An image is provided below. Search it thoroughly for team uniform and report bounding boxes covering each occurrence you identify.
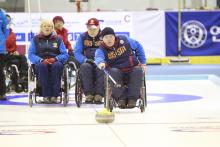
[28,33,68,98]
[95,34,146,106]
[74,31,104,102]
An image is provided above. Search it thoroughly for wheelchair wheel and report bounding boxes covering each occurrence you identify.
[140,73,147,112]
[6,81,12,93]
[29,91,33,107]
[140,99,145,112]
[63,65,70,107]
[75,72,83,107]
[5,64,19,93]
[108,98,114,112]
[143,75,147,108]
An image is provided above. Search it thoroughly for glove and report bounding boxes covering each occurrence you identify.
[86,59,95,65]
[47,58,56,64]
[42,59,50,64]
[98,62,106,69]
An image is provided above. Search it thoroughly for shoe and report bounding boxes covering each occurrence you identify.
[85,95,94,103]
[43,97,50,103]
[127,99,137,108]
[0,95,7,100]
[94,95,103,104]
[117,99,126,108]
[50,97,57,103]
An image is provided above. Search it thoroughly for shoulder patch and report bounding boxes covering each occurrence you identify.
[120,39,124,44]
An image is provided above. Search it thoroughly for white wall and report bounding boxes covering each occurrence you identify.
[88,0,149,11]
[24,0,218,12]
[24,0,78,12]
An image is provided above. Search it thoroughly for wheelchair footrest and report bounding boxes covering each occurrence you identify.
[36,100,61,104]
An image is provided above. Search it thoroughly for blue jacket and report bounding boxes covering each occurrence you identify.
[28,33,68,64]
[0,9,10,54]
[74,32,101,64]
[95,35,146,69]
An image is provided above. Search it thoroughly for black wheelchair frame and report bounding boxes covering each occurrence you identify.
[5,63,28,93]
[74,68,83,107]
[104,69,147,112]
[28,62,75,107]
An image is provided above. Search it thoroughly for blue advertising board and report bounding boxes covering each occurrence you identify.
[165,11,220,56]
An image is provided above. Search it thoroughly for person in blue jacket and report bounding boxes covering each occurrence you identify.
[74,18,104,104]
[0,8,9,100]
[28,19,68,103]
[95,27,147,108]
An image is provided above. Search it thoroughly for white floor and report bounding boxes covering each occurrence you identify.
[0,77,220,147]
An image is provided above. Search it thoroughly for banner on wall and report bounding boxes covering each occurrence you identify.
[165,11,220,56]
[132,12,165,58]
[8,12,132,46]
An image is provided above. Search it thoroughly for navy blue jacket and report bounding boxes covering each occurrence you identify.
[74,32,101,64]
[28,33,68,64]
[95,35,146,70]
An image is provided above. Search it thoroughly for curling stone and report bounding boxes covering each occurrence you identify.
[95,108,115,123]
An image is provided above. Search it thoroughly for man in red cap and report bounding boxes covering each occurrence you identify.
[74,17,104,104]
[53,16,73,54]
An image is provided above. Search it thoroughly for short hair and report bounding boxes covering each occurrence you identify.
[39,19,54,32]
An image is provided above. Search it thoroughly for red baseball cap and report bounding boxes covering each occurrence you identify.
[86,18,99,26]
[53,16,64,24]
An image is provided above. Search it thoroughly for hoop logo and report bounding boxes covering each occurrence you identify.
[181,20,207,48]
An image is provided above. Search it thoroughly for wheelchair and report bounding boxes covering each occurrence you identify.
[104,69,147,113]
[74,65,106,107]
[28,62,75,107]
[5,61,28,93]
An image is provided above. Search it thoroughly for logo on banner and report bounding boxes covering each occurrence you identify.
[210,26,220,42]
[68,32,74,41]
[181,20,207,48]
[15,33,25,41]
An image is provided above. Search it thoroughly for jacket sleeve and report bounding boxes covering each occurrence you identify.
[6,31,17,53]
[2,13,10,38]
[28,39,43,64]
[74,35,86,64]
[95,48,105,66]
[63,28,72,50]
[55,40,69,63]
[127,37,146,64]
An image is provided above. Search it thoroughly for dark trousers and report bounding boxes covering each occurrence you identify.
[36,61,63,97]
[109,66,143,101]
[218,0,220,8]
[80,63,104,96]
[0,54,6,96]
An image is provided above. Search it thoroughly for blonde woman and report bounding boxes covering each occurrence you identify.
[28,19,68,103]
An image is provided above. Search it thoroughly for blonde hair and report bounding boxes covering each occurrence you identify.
[39,19,54,33]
